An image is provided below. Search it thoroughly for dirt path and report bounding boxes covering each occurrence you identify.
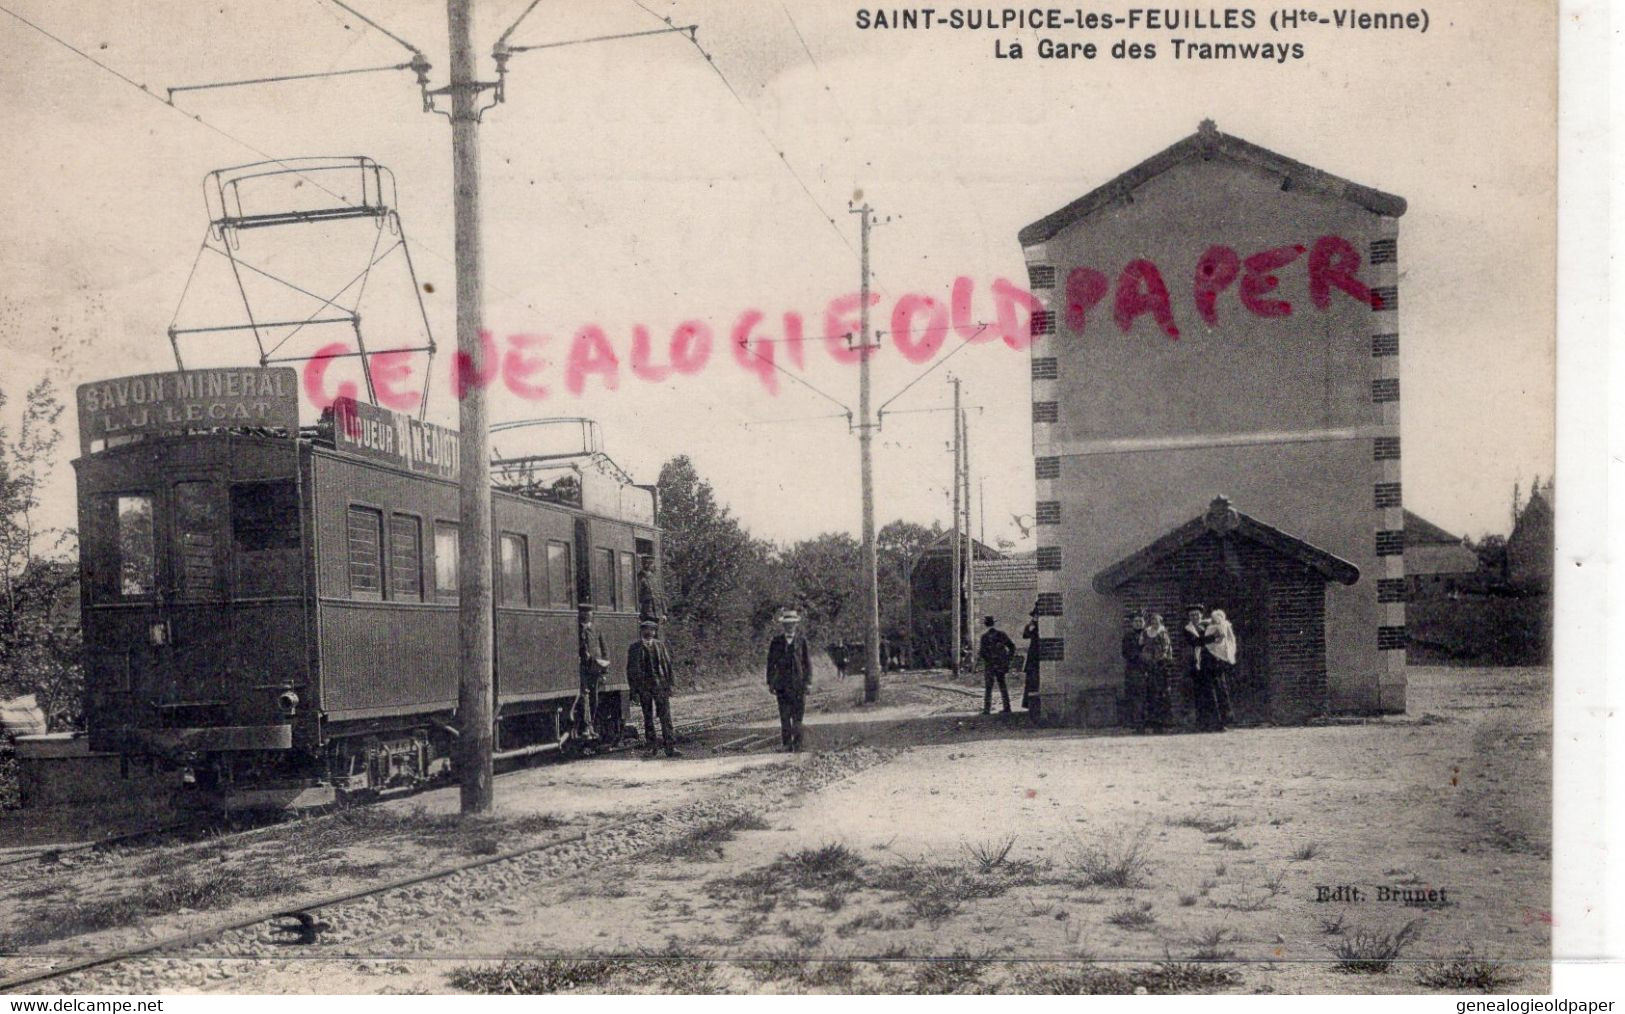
[2,666,1549,994]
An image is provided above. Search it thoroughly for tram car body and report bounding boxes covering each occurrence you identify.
[74,370,660,808]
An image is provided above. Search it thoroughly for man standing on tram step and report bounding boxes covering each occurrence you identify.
[576,604,611,746]
[978,616,1017,716]
[626,620,680,758]
[636,555,668,630]
[766,609,814,752]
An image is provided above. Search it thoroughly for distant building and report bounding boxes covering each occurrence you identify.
[971,553,1039,656]
[1019,121,1408,725]
[1404,510,1479,598]
[1507,484,1554,591]
[908,532,1000,667]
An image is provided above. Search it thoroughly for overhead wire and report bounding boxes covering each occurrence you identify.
[625,0,858,262]
[325,0,423,56]
[0,3,353,209]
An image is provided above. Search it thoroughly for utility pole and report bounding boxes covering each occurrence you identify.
[950,375,962,676]
[448,0,493,815]
[963,406,974,637]
[851,203,881,704]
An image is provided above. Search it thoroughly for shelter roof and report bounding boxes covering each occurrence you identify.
[1092,496,1361,593]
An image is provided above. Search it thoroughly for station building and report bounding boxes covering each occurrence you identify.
[1018,121,1408,726]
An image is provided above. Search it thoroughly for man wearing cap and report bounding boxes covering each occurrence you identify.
[977,616,1017,716]
[626,620,680,758]
[766,610,814,752]
[636,556,667,629]
[576,604,611,745]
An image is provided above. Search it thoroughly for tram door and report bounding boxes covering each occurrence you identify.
[99,477,232,709]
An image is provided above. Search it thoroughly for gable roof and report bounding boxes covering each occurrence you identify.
[973,557,1037,591]
[1092,496,1360,593]
[915,531,1002,564]
[1403,510,1464,547]
[1019,120,1407,247]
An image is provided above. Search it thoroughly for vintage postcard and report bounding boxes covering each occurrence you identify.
[0,0,1583,999]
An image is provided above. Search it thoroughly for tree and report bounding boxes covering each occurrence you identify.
[0,378,81,729]
[656,456,761,676]
[780,533,865,640]
[1469,533,1509,580]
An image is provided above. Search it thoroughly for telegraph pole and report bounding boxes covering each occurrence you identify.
[950,375,962,676]
[852,203,881,704]
[448,0,494,815]
[963,407,975,634]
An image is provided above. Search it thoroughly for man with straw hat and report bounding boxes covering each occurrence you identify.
[766,608,814,752]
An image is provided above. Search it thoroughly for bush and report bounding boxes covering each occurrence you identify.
[1407,595,1551,665]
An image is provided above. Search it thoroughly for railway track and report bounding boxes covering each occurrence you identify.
[0,738,891,993]
[0,689,797,874]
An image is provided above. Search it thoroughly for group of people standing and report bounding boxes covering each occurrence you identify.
[571,557,826,756]
[574,557,682,759]
[974,611,1044,721]
[1121,604,1237,733]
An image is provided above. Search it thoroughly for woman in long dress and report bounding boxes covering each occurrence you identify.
[1138,613,1174,732]
[1205,609,1237,729]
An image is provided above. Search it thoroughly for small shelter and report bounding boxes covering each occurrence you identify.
[1093,496,1359,724]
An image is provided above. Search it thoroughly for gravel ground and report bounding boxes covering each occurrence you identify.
[1,665,1549,994]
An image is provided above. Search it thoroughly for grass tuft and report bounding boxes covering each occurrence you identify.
[1106,903,1157,930]
[1169,815,1239,835]
[1414,948,1521,991]
[962,834,1017,872]
[448,958,616,994]
[1330,919,1424,974]
[1064,829,1154,889]
[906,951,990,994]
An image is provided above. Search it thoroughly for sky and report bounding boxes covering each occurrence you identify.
[0,0,1555,551]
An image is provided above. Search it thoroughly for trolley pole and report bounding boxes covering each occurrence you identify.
[449,0,494,815]
[853,203,882,704]
[950,376,962,676]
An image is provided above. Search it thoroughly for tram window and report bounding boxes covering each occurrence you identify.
[618,552,637,613]
[389,515,423,602]
[231,480,300,598]
[434,522,459,602]
[345,506,384,600]
[115,495,156,597]
[499,533,529,607]
[174,482,221,600]
[545,540,574,607]
[594,548,616,609]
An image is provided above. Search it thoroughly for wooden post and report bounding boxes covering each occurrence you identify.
[950,376,962,676]
[856,204,881,704]
[448,0,493,814]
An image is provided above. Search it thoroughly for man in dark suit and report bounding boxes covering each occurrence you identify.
[977,615,1017,716]
[626,620,679,758]
[766,609,814,752]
